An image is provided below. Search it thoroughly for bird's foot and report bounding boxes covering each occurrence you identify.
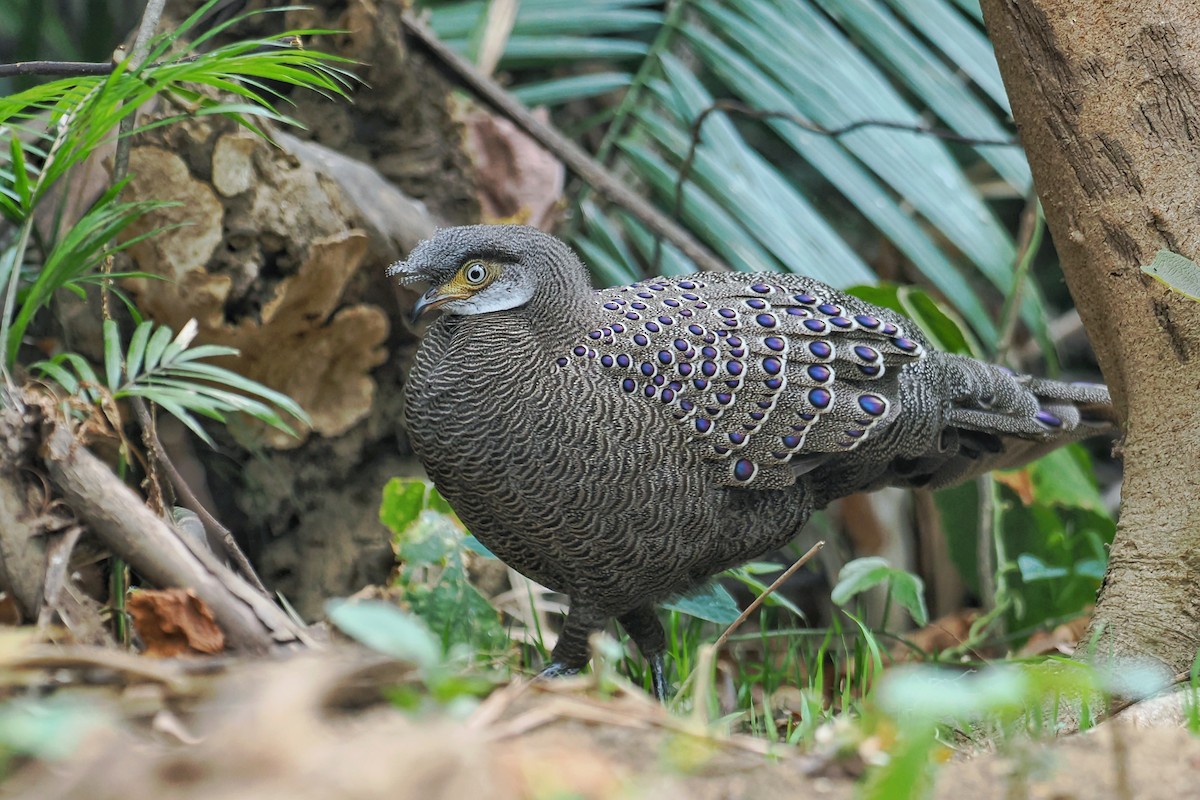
[648,652,668,702]
[538,658,667,701]
[536,661,581,681]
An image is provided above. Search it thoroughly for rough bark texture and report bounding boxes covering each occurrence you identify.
[41,414,312,652]
[982,0,1200,673]
[67,0,472,617]
[0,405,49,619]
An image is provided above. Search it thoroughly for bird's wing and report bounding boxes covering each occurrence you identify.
[558,273,926,488]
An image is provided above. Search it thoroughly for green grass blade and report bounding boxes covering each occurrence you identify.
[124,320,154,383]
[102,319,122,391]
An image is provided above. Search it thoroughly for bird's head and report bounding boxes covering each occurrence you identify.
[388,225,588,322]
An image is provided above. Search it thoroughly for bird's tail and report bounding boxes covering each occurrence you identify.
[892,353,1115,489]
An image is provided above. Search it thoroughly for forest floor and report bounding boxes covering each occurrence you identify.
[1,635,1197,800]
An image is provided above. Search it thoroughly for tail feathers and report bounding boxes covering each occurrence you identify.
[895,355,1115,489]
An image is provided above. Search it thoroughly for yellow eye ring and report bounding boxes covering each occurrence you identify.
[463,261,489,285]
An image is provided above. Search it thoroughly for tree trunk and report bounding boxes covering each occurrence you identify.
[981,1,1200,674]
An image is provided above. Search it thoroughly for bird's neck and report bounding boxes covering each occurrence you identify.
[444,289,601,359]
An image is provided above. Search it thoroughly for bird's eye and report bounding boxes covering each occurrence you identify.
[463,262,489,285]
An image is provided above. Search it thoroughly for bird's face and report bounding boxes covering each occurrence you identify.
[388,225,553,321]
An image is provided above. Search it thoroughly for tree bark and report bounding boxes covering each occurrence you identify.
[41,414,313,652]
[981,1,1200,674]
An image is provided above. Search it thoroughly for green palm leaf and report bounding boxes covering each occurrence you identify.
[419,0,1049,351]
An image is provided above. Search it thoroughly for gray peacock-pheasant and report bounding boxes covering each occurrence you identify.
[389,224,1114,700]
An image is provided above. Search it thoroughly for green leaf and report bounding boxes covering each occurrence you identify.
[9,137,31,210]
[146,396,215,446]
[847,283,980,356]
[900,286,980,357]
[30,359,79,394]
[461,536,496,559]
[664,581,741,625]
[158,361,308,423]
[831,556,929,626]
[427,485,455,516]
[512,72,632,107]
[483,35,649,67]
[1142,249,1200,301]
[1016,553,1069,582]
[1023,446,1106,514]
[380,478,431,535]
[158,319,199,367]
[124,320,154,383]
[0,696,112,761]
[616,212,697,276]
[811,0,1028,191]
[58,353,100,389]
[167,343,242,362]
[102,319,122,391]
[326,599,441,670]
[143,324,175,372]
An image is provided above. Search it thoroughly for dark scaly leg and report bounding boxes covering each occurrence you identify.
[538,601,606,680]
[618,605,668,701]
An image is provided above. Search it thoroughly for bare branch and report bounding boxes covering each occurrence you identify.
[41,411,310,652]
[0,61,114,78]
[398,11,732,274]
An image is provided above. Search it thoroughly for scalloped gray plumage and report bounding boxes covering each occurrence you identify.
[390,225,1114,699]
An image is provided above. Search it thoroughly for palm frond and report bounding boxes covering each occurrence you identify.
[33,320,310,447]
[420,0,1050,351]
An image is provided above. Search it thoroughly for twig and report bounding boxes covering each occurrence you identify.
[0,60,116,78]
[712,540,825,651]
[398,11,731,274]
[995,192,1044,363]
[41,412,310,652]
[671,541,825,705]
[131,401,269,596]
[11,644,196,689]
[0,39,303,80]
[111,0,166,185]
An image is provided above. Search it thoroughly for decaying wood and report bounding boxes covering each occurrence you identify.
[398,11,731,274]
[0,404,47,620]
[982,0,1200,673]
[40,411,313,652]
[274,131,437,261]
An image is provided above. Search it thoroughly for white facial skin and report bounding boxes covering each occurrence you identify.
[439,268,536,315]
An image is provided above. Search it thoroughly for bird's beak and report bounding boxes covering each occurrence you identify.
[409,285,469,324]
[388,259,466,324]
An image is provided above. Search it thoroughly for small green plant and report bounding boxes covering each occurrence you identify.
[32,318,307,444]
[861,657,1170,799]
[379,478,512,665]
[325,598,497,714]
[1,0,354,415]
[832,556,930,629]
[0,694,113,774]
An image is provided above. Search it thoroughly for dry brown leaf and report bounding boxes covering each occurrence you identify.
[461,108,565,230]
[1017,610,1092,657]
[121,137,389,449]
[995,468,1035,505]
[890,609,981,661]
[127,588,225,657]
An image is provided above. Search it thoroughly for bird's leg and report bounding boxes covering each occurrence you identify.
[617,606,668,701]
[538,602,605,680]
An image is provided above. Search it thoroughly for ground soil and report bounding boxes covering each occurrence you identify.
[2,643,1196,800]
